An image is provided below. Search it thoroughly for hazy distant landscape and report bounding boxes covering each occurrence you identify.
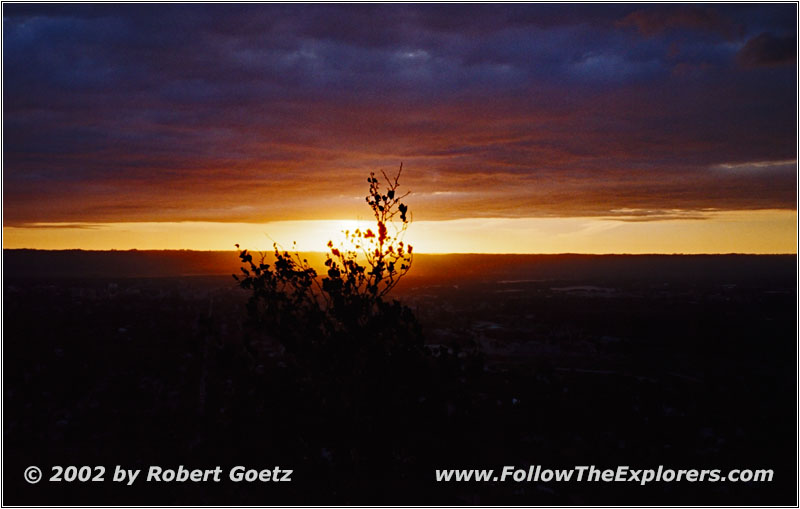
[4,250,795,504]
[5,248,793,283]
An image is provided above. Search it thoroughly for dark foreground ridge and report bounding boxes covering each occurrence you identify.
[4,249,795,283]
[3,250,796,505]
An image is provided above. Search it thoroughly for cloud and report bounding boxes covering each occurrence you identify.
[737,32,796,68]
[16,223,108,230]
[618,6,744,40]
[2,4,796,227]
[712,159,796,174]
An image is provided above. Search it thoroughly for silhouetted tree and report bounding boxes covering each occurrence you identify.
[233,164,422,379]
[232,166,486,483]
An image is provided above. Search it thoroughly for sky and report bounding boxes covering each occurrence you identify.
[3,4,797,253]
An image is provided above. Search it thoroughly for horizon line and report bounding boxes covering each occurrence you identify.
[4,213,795,254]
[3,247,796,256]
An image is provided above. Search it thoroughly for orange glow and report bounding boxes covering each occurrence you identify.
[3,209,795,254]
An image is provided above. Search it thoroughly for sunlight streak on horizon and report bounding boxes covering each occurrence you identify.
[3,210,796,254]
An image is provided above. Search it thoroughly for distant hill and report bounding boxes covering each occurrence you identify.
[3,249,795,287]
[4,249,243,278]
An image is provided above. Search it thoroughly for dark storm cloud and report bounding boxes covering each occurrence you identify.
[2,3,796,225]
[618,5,744,39]
[737,32,796,67]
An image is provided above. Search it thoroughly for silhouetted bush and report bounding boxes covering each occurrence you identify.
[230,166,494,495]
[234,165,425,399]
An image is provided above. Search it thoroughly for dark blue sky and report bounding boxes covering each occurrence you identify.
[3,3,796,225]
